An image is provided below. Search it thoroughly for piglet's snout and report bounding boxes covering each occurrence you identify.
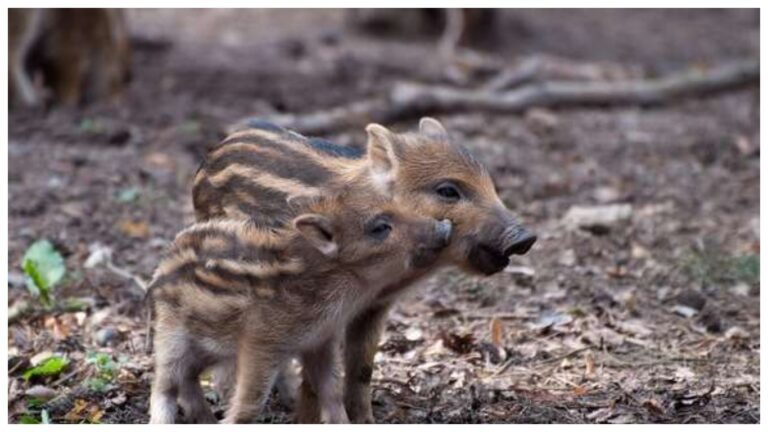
[411,219,452,268]
[501,225,537,256]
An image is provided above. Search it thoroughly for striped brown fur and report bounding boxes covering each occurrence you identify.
[151,175,451,423]
[192,118,536,423]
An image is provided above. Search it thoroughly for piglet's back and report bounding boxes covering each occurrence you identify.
[192,121,364,225]
[147,220,305,335]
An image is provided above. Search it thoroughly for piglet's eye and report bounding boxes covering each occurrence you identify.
[366,216,392,241]
[435,182,462,203]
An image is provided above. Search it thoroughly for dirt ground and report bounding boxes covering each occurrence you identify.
[7,9,760,423]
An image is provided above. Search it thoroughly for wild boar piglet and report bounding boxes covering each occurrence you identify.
[148,191,452,424]
[194,118,537,422]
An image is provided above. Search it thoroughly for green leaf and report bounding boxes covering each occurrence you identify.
[115,187,141,203]
[21,240,66,307]
[79,118,104,134]
[85,378,109,393]
[179,120,201,136]
[60,297,93,312]
[731,255,759,285]
[22,356,69,381]
[26,397,45,409]
[86,352,123,385]
[19,415,41,424]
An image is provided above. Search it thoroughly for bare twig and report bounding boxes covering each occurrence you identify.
[105,261,147,292]
[233,59,758,135]
[462,312,537,321]
[85,244,148,292]
[494,347,591,377]
[51,364,87,387]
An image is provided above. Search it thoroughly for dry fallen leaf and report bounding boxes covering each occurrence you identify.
[584,351,596,376]
[44,316,69,340]
[144,152,174,169]
[423,339,447,357]
[117,219,150,238]
[490,317,504,348]
[65,399,104,423]
[440,331,475,355]
[643,398,665,415]
[572,384,588,396]
[64,399,88,422]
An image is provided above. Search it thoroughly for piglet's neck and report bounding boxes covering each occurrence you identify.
[276,234,344,277]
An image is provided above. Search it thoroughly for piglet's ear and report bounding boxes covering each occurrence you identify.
[293,213,338,258]
[419,117,449,141]
[286,193,323,212]
[365,123,398,192]
[365,124,397,172]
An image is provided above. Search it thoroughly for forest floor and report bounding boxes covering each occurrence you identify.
[7,9,760,423]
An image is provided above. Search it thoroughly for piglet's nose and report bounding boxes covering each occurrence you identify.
[435,219,452,247]
[503,228,537,256]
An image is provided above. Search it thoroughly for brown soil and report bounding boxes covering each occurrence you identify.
[7,9,759,424]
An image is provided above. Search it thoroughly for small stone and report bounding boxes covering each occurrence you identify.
[631,243,651,259]
[534,311,572,330]
[90,308,111,327]
[725,326,749,340]
[562,204,633,234]
[672,305,698,318]
[149,237,169,249]
[750,217,759,239]
[733,134,757,156]
[525,108,559,133]
[9,300,32,323]
[730,282,750,297]
[110,393,128,406]
[675,290,707,311]
[8,271,26,289]
[593,186,621,203]
[404,328,424,342]
[558,249,577,267]
[30,351,55,366]
[84,243,113,269]
[698,310,722,333]
[505,265,536,286]
[95,327,120,347]
[25,385,57,401]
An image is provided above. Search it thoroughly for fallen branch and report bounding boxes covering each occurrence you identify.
[232,59,758,135]
[392,59,759,112]
[482,55,645,92]
[229,99,395,136]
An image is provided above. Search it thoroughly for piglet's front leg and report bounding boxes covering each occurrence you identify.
[223,342,282,424]
[343,303,391,423]
[300,337,349,424]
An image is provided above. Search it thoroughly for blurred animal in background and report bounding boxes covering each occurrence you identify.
[9,8,132,108]
[346,8,498,54]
